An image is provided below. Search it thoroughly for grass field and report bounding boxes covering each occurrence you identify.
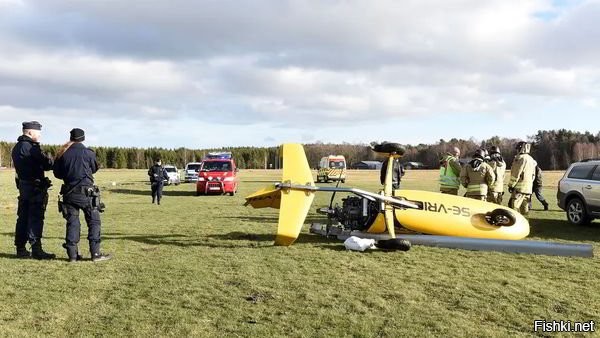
[0,169,599,337]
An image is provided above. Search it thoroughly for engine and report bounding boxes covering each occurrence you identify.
[333,196,380,231]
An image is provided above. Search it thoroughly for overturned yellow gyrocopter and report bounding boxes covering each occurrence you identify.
[245,143,592,257]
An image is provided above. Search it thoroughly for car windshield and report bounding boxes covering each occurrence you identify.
[202,161,232,172]
[187,164,201,172]
[165,167,176,173]
[329,161,345,169]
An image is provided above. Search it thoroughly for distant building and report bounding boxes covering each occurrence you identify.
[351,161,382,170]
[402,161,427,169]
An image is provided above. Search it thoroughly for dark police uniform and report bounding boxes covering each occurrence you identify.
[53,129,110,262]
[380,158,405,190]
[148,163,169,204]
[530,165,549,211]
[12,123,54,258]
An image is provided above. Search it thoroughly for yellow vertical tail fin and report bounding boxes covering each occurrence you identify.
[244,144,315,246]
[275,144,315,245]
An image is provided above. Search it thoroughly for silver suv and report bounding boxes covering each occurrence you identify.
[558,160,600,225]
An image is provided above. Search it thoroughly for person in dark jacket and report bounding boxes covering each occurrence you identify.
[380,157,405,190]
[529,165,549,211]
[148,159,169,205]
[11,121,55,259]
[53,128,111,262]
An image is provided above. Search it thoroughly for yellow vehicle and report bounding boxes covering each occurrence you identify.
[245,143,528,246]
[316,155,346,183]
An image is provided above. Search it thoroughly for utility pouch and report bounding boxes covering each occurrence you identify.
[87,186,105,213]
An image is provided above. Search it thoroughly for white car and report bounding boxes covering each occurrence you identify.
[163,165,181,185]
[184,162,203,183]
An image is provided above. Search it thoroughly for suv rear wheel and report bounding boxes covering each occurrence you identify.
[566,198,591,225]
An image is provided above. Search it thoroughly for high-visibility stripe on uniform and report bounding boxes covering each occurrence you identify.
[467,184,488,195]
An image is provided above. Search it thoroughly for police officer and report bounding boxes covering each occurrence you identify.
[460,149,496,201]
[529,165,549,211]
[487,146,506,204]
[11,121,55,259]
[507,141,537,215]
[439,147,462,195]
[148,158,169,205]
[380,157,405,190]
[53,128,111,262]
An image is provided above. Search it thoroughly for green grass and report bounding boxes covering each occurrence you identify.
[0,169,599,337]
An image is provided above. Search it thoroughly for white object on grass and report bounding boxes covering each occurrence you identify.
[344,236,376,252]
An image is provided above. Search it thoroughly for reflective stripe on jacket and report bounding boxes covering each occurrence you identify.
[489,159,506,193]
[460,160,495,196]
[508,153,537,194]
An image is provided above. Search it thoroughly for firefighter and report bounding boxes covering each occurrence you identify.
[487,146,506,204]
[439,147,462,195]
[507,141,537,215]
[460,149,495,201]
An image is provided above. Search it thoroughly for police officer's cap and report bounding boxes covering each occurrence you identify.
[22,121,42,130]
[70,128,85,142]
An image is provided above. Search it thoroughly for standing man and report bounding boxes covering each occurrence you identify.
[487,146,506,204]
[11,121,55,259]
[530,165,549,211]
[148,158,169,205]
[380,157,405,190]
[507,141,537,215]
[439,147,462,195]
[460,149,495,201]
[53,128,111,262]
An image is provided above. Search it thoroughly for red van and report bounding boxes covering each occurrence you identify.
[196,158,239,196]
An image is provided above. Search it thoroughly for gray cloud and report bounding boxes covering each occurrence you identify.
[0,0,598,143]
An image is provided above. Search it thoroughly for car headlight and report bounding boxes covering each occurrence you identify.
[198,177,205,182]
[223,177,234,182]
[208,176,213,181]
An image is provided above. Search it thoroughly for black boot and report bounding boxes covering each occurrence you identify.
[16,246,31,258]
[92,252,112,262]
[543,201,549,211]
[63,243,82,263]
[31,241,56,260]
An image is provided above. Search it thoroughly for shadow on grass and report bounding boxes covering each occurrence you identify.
[206,231,340,246]
[528,217,600,242]
[102,230,339,249]
[0,252,20,259]
[108,189,197,197]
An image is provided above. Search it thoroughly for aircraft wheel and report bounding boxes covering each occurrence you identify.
[376,238,411,251]
[487,209,517,227]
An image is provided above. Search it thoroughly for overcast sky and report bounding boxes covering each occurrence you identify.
[0,0,599,148]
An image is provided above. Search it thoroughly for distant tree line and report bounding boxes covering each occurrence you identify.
[0,129,599,170]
